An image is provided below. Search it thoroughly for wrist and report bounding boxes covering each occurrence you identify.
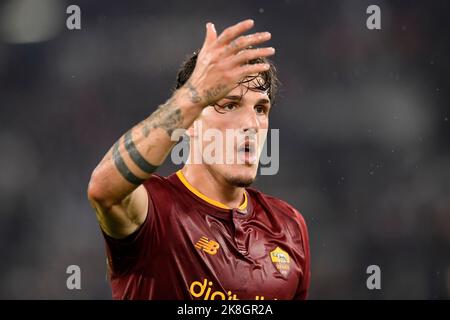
[174,84,207,111]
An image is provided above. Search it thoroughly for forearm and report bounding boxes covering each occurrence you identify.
[88,85,204,207]
[88,19,275,208]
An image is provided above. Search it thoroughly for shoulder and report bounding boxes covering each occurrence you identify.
[140,173,180,210]
[142,173,170,188]
[248,188,311,255]
[247,187,308,230]
[142,173,178,194]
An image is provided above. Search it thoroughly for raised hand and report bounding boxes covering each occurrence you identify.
[185,19,275,107]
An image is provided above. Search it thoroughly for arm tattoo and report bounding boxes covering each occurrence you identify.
[204,84,227,105]
[124,130,159,174]
[186,81,201,104]
[142,124,150,138]
[112,139,146,185]
[141,98,183,138]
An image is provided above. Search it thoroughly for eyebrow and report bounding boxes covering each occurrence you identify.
[223,95,271,105]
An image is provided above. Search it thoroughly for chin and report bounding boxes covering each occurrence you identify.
[224,165,258,188]
[226,176,255,188]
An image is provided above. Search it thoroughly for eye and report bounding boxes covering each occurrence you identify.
[255,105,268,115]
[222,103,237,112]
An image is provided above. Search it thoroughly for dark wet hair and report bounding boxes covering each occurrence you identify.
[175,50,280,108]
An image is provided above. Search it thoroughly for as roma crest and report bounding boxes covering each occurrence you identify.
[270,247,291,276]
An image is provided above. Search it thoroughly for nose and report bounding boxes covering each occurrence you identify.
[240,105,259,134]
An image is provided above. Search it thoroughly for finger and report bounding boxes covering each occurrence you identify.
[227,32,271,54]
[228,47,275,67]
[217,19,254,46]
[204,22,217,46]
[238,63,271,78]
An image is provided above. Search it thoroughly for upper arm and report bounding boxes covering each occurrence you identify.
[91,185,149,239]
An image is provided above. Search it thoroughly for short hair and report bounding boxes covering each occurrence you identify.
[175,50,280,105]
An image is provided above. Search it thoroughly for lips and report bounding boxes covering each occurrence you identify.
[238,139,257,164]
[238,138,256,152]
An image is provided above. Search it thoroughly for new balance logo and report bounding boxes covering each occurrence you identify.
[195,236,220,255]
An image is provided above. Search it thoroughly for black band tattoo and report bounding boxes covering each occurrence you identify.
[124,130,159,174]
[112,140,145,185]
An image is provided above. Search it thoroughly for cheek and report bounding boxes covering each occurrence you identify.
[257,128,269,152]
[258,129,268,140]
[200,108,234,132]
[258,115,269,127]
[195,112,228,151]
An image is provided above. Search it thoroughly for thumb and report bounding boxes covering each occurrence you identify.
[204,22,217,46]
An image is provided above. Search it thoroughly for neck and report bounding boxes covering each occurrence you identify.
[181,164,245,209]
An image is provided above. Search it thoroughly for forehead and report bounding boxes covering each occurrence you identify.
[226,75,270,102]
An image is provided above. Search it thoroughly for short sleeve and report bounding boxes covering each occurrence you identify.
[101,187,155,276]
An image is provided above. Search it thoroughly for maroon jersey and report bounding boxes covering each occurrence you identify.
[102,170,311,300]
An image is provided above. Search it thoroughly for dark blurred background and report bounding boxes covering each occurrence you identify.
[0,0,449,299]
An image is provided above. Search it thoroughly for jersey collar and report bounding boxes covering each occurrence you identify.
[175,170,248,211]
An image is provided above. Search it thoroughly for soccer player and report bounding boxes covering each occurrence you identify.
[87,19,310,300]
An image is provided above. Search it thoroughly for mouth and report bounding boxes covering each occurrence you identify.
[237,139,258,165]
